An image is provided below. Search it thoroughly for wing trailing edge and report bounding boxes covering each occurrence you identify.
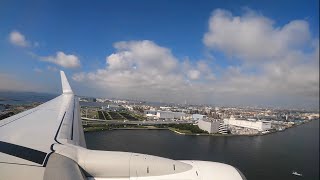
[60,71,73,94]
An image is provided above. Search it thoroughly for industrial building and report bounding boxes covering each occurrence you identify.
[223,117,271,131]
[197,119,220,133]
[144,110,186,120]
[157,111,186,120]
[157,111,174,119]
[192,114,207,121]
[172,112,186,119]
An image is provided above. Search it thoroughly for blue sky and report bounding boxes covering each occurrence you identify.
[0,0,319,109]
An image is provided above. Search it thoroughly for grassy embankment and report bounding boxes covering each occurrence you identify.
[83,124,152,132]
[84,123,209,135]
[155,124,208,134]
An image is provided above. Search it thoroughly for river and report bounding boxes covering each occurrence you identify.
[85,120,319,180]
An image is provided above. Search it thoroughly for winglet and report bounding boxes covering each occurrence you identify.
[60,71,73,94]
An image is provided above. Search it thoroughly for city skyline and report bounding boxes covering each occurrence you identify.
[0,0,319,109]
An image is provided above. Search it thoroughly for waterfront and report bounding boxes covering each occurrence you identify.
[85,119,319,180]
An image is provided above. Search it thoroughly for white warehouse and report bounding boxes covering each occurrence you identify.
[156,111,186,120]
[173,112,186,119]
[157,111,174,119]
[197,119,220,133]
[224,118,271,131]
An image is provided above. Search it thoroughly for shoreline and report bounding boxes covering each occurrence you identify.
[84,119,317,136]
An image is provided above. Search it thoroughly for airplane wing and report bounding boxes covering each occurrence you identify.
[0,71,86,180]
[0,71,246,180]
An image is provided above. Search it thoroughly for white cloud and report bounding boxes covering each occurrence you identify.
[201,9,319,108]
[9,30,29,47]
[203,9,311,61]
[202,9,318,96]
[72,72,86,81]
[73,40,214,102]
[187,70,201,80]
[40,51,81,68]
[109,40,178,72]
[72,9,319,109]
[9,30,39,48]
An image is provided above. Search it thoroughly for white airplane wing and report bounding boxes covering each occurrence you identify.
[0,71,246,180]
[0,71,86,180]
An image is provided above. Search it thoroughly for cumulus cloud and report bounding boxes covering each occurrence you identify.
[72,72,86,81]
[9,30,29,47]
[187,70,201,80]
[203,9,311,61]
[109,40,178,72]
[40,51,81,68]
[202,9,319,108]
[73,40,214,102]
[73,9,318,109]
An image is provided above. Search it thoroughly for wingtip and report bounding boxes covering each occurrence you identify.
[60,70,73,94]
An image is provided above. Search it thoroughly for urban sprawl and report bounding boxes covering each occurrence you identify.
[79,97,319,135]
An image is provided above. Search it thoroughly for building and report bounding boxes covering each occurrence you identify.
[223,117,271,131]
[160,106,171,111]
[197,119,220,133]
[145,110,158,119]
[123,105,133,111]
[307,113,319,120]
[145,110,186,120]
[218,123,228,134]
[156,111,175,120]
[173,112,186,120]
[192,114,207,121]
[101,104,124,111]
[145,110,157,115]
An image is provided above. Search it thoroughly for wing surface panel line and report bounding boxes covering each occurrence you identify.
[0,109,38,127]
[54,112,67,144]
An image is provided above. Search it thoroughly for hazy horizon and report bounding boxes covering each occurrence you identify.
[0,90,318,112]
